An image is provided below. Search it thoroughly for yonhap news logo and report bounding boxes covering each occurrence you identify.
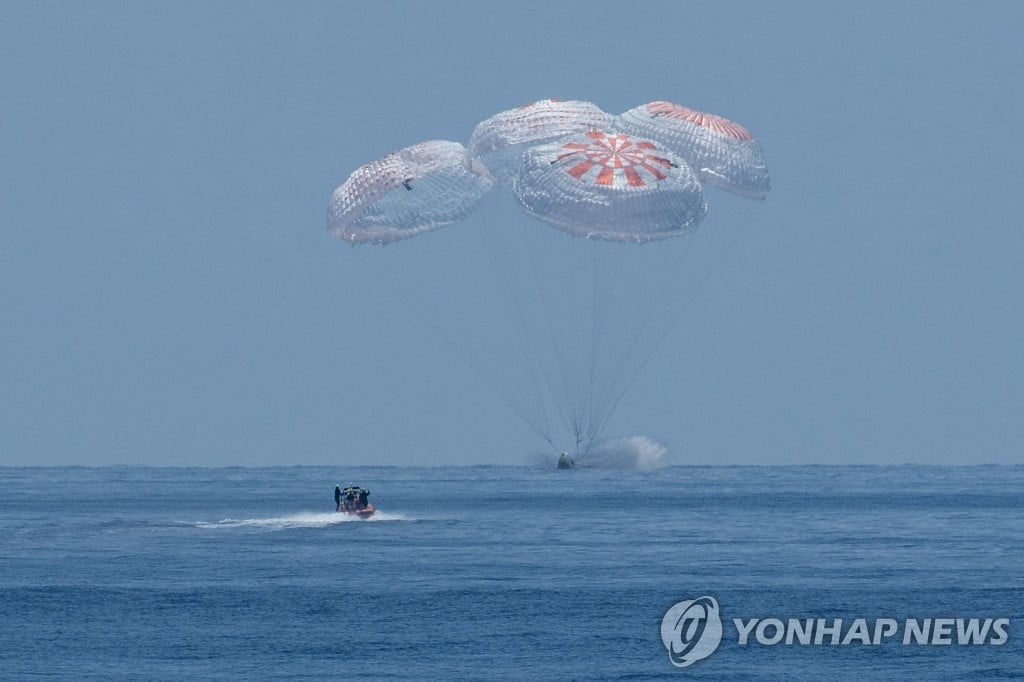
[660,597,723,667]
[660,595,1010,669]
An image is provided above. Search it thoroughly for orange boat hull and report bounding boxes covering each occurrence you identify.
[338,503,375,518]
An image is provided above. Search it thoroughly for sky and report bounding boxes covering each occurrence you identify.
[1,1,1022,466]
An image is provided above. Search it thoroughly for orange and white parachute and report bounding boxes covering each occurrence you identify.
[617,101,770,200]
[467,99,614,184]
[513,129,707,243]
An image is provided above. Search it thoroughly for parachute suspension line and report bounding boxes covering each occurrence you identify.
[591,235,694,431]
[582,237,606,455]
[506,277,557,446]
[516,217,576,442]
[571,234,590,453]
[487,217,557,443]
[589,221,752,441]
[575,242,598,455]
[587,236,703,442]
[578,240,613,459]
[582,241,602,457]
[365,253,558,451]
[577,236,697,458]
[589,239,629,453]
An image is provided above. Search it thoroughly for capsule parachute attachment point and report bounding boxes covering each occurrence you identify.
[618,101,770,200]
[512,129,707,243]
[468,99,614,184]
[328,140,495,246]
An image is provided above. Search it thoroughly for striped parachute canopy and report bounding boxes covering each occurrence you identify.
[328,140,494,245]
[618,101,770,200]
[512,129,707,243]
[468,99,614,184]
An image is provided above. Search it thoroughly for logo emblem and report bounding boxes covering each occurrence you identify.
[660,596,723,668]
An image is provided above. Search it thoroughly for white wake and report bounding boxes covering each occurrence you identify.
[195,511,408,530]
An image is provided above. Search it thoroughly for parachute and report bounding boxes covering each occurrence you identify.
[328,140,494,245]
[467,99,614,185]
[513,129,707,243]
[618,101,771,200]
[328,99,769,457]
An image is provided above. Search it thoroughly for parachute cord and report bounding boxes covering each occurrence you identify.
[589,237,630,451]
[583,235,697,450]
[587,220,752,442]
[509,286,556,442]
[584,241,601,455]
[578,241,612,459]
[571,236,588,445]
[508,218,573,442]
[364,253,558,452]
[493,222,557,442]
[517,219,575,435]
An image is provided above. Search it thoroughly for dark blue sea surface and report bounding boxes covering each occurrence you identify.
[2,465,1022,679]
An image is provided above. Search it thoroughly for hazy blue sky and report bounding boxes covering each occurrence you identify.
[2,1,1022,466]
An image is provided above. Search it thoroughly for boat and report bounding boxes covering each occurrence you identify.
[339,503,375,519]
[335,485,375,518]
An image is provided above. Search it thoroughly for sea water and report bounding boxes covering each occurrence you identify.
[2,465,1022,679]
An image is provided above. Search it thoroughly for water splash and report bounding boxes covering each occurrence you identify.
[576,436,670,470]
[195,511,408,530]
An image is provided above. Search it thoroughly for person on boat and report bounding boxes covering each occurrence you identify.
[344,486,357,511]
[358,487,370,509]
[334,484,342,511]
